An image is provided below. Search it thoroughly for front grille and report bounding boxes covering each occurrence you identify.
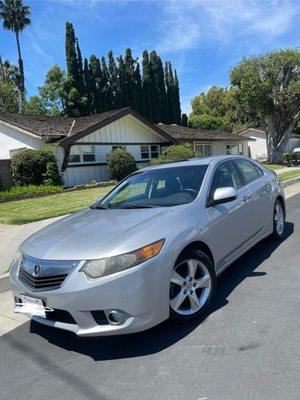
[19,265,68,291]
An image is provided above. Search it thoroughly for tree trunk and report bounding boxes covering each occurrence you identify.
[15,31,26,110]
[266,117,292,163]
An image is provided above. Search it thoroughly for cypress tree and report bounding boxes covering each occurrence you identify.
[157,55,167,123]
[65,22,80,116]
[134,63,142,114]
[108,50,119,108]
[101,56,113,111]
[83,58,93,114]
[181,113,188,127]
[124,48,138,110]
[164,62,170,123]
[174,70,181,124]
[117,55,128,107]
[142,50,153,122]
[76,38,86,115]
[149,51,160,123]
[89,55,103,113]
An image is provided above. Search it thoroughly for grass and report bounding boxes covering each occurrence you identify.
[0,186,114,225]
[262,163,285,171]
[279,170,300,182]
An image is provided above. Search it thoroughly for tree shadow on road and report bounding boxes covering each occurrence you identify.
[29,222,294,361]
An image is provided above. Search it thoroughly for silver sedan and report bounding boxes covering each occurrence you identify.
[10,156,286,336]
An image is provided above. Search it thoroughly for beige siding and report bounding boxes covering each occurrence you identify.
[193,141,248,157]
[77,114,168,144]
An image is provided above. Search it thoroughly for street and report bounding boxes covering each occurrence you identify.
[0,193,299,400]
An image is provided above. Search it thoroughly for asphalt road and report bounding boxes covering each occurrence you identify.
[0,194,299,400]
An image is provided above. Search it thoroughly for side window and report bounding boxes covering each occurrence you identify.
[209,161,242,199]
[234,160,260,184]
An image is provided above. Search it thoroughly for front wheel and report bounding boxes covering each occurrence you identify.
[272,199,286,239]
[169,249,216,322]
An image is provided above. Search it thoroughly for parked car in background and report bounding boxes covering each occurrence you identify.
[10,155,286,336]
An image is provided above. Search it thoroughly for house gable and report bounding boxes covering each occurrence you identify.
[75,114,171,145]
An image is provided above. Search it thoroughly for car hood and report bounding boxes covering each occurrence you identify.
[20,207,169,260]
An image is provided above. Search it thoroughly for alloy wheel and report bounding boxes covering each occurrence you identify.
[169,258,212,315]
[274,202,284,236]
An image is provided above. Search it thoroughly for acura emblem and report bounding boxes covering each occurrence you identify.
[33,265,41,276]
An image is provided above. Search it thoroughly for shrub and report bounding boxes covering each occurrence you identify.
[150,143,194,165]
[106,148,137,181]
[11,147,62,186]
[283,153,291,163]
[0,184,63,200]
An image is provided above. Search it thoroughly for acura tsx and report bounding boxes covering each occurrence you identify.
[10,155,286,336]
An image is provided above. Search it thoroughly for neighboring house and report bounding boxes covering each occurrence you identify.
[239,128,300,160]
[0,107,251,187]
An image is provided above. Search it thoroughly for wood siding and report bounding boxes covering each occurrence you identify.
[76,115,168,144]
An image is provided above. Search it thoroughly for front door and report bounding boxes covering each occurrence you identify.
[206,160,254,271]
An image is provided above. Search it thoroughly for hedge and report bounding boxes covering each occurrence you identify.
[0,184,63,201]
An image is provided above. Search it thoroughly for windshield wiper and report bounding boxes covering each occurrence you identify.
[120,204,158,209]
[90,204,108,210]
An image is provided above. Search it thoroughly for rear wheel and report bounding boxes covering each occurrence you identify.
[169,249,216,322]
[272,199,286,239]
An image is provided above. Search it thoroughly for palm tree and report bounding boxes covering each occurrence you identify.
[0,0,31,106]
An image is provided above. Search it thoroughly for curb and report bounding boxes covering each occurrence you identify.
[0,272,10,293]
[281,176,300,188]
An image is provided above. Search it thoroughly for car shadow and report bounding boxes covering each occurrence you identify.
[30,222,294,361]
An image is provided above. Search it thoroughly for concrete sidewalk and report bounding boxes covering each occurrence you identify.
[276,165,300,174]
[0,215,64,275]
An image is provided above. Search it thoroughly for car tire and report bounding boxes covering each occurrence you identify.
[169,248,216,323]
[272,199,286,240]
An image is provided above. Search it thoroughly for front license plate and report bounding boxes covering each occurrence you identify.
[15,295,46,318]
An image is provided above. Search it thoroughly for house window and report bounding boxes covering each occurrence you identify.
[68,145,96,164]
[140,145,160,160]
[68,146,81,163]
[150,145,159,158]
[194,143,212,157]
[226,143,243,155]
[141,145,150,159]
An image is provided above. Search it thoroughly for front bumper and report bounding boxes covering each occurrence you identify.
[10,255,171,336]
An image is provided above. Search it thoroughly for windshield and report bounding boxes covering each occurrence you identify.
[94,165,208,209]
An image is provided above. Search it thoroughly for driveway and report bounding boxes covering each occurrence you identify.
[0,193,299,400]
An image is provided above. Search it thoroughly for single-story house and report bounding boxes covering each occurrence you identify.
[239,127,300,160]
[0,107,252,187]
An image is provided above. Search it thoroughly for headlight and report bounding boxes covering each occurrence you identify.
[81,239,165,279]
[10,249,22,271]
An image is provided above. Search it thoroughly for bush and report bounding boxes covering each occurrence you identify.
[150,143,194,165]
[0,184,63,200]
[283,153,291,163]
[106,148,137,181]
[11,147,63,186]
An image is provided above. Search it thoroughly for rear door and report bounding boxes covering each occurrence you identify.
[206,160,254,271]
[234,159,271,235]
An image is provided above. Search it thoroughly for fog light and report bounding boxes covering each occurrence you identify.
[108,310,128,325]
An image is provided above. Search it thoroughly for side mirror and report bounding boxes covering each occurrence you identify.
[208,187,238,207]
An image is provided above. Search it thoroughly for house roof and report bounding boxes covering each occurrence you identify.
[0,107,175,145]
[156,123,252,141]
[239,127,300,139]
[0,108,253,146]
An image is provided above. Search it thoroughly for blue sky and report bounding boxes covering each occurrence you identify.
[1,0,300,114]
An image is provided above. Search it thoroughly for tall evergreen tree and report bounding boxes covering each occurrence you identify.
[83,58,93,114]
[108,50,119,108]
[65,22,81,116]
[117,55,127,107]
[174,70,181,124]
[134,63,142,114]
[101,56,113,111]
[149,51,160,123]
[181,113,188,127]
[89,54,103,113]
[142,50,154,122]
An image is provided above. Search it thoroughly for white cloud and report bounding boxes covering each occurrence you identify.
[156,0,300,53]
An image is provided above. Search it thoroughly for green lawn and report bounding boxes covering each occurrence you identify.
[279,170,300,182]
[262,163,285,171]
[0,186,114,225]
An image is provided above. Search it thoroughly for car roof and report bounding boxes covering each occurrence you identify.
[139,155,248,172]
